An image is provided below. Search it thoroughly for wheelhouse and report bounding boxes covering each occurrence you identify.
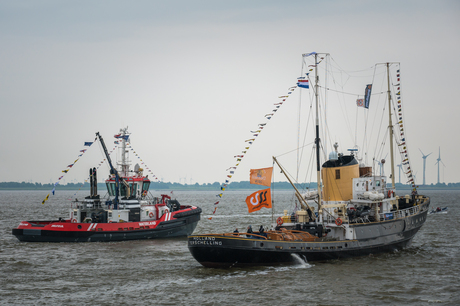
[106,177,151,198]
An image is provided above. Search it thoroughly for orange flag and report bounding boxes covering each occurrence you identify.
[249,167,273,187]
[245,188,272,213]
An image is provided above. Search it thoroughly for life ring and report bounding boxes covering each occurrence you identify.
[335,218,343,226]
[276,217,283,226]
[164,208,169,214]
[149,212,154,218]
[71,218,77,223]
[387,190,393,198]
[108,220,113,223]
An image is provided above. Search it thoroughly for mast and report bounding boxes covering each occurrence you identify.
[387,63,395,189]
[119,127,130,177]
[97,132,120,207]
[315,53,322,211]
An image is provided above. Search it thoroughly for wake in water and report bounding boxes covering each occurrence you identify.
[290,253,313,269]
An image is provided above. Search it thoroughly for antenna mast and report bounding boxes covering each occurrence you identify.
[386,63,395,189]
[315,53,322,212]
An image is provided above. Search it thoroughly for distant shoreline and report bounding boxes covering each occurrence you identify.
[1,181,459,191]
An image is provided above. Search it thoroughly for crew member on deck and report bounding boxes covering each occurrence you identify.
[246,225,253,238]
[259,225,266,238]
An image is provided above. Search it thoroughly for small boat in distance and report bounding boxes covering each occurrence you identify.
[188,53,430,268]
[429,207,448,214]
[13,128,201,242]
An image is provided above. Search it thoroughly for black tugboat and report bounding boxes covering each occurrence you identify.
[188,54,430,268]
[13,128,201,242]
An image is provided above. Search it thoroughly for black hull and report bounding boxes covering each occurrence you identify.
[188,207,428,268]
[13,212,200,243]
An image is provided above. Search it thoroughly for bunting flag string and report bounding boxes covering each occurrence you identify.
[208,81,304,219]
[42,137,97,204]
[125,143,160,182]
[393,67,416,189]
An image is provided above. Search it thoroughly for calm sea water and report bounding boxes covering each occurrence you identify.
[1,189,459,305]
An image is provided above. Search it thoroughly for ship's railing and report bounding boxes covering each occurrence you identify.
[379,202,422,221]
[70,201,103,209]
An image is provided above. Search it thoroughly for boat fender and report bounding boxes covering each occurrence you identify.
[335,218,342,226]
[149,212,154,218]
[276,217,283,226]
[72,218,77,223]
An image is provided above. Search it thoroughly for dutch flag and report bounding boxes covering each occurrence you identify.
[297,79,309,89]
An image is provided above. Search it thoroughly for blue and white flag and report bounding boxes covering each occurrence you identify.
[364,84,372,109]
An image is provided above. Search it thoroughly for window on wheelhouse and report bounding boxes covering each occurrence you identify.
[118,183,138,198]
[130,183,137,196]
[106,182,139,197]
[142,181,150,194]
[107,182,116,196]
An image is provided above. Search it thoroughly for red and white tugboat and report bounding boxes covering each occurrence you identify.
[12,128,201,242]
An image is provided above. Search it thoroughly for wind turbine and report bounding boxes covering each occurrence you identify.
[419,149,432,186]
[435,147,445,184]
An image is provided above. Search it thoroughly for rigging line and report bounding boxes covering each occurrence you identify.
[301,145,316,190]
[372,68,390,168]
[324,55,330,156]
[366,64,384,164]
[296,57,306,180]
[298,98,314,174]
[296,76,314,181]
[318,85,386,97]
[361,64,379,165]
[329,56,377,75]
[354,105,359,149]
[274,141,316,158]
[326,59,355,148]
[323,56,328,158]
[371,65,387,161]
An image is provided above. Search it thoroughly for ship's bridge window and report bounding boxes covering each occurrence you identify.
[120,183,137,197]
[107,182,116,196]
[120,184,128,197]
[142,181,151,193]
[130,183,137,195]
[376,180,380,187]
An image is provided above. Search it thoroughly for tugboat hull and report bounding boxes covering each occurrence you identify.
[188,205,428,268]
[13,208,201,243]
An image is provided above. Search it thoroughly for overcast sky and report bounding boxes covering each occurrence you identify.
[1,0,459,186]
